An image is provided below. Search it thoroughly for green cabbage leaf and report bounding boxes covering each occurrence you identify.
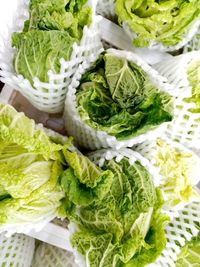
[12,30,74,84]
[154,139,200,207]
[115,0,200,47]
[12,0,92,85]
[0,104,65,226]
[27,0,91,39]
[76,53,173,140]
[62,156,168,266]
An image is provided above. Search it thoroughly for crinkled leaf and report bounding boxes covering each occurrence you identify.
[12,30,74,84]
[60,150,114,205]
[0,161,64,225]
[115,0,200,47]
[154,139,200,207]
[0,104,62,160]
[76,53,173,140]
[68,157,167,266]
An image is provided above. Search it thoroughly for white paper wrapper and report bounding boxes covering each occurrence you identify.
[31,242,78,267]
[0,232,35,267]
[97,0,200,52]
[64,48,174,150]
[153,51,200,149]
[183,26,200,52]
[97,0,115,18]
[135,137,200,210]
[0,0,102,113]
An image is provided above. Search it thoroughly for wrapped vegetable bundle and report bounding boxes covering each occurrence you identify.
[0,0,102,113]
[61,148,169,267]
[0,103,115,234]
[135,138,200,209]
[97,0,200,51]
[0,103,65,234]
[64,48,174,150]
[0,232,35,267]
[153,51,200,149]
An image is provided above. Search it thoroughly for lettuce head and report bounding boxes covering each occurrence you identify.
[0,104,65,228]
[115,0,200,48]
[12,0,92,86]
[76,52,173,140]
[61,153,169,267]
[154,139,200,207]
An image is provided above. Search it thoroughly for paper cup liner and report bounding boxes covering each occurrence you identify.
[0,0,103,113]
[153,51,200,149]
[0,232,35,267]
[64,48,174,150]
[31,242,78,267]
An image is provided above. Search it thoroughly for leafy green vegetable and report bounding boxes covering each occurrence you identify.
[60,150,114,206]
[12,0,92,85]
[0,103,62,160]
[154,139,200,207]
[12,30,74,84]
[115,0,200,47]
[176,234,200,267]
[62,156,168,266]
[76,53,173,140]
[27,0,91,39]
[185,60,200,115]
[0,104,65,226]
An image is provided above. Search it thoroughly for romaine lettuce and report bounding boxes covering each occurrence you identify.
[76,53,173,140]
[61,155,168,266]
[115,0,200,47]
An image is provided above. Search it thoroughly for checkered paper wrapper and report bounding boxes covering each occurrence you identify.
[96,0,200,52]
[153,51,200,149]
[0,0,103,113]
[0,232,35,267]
[64,48,174,150]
